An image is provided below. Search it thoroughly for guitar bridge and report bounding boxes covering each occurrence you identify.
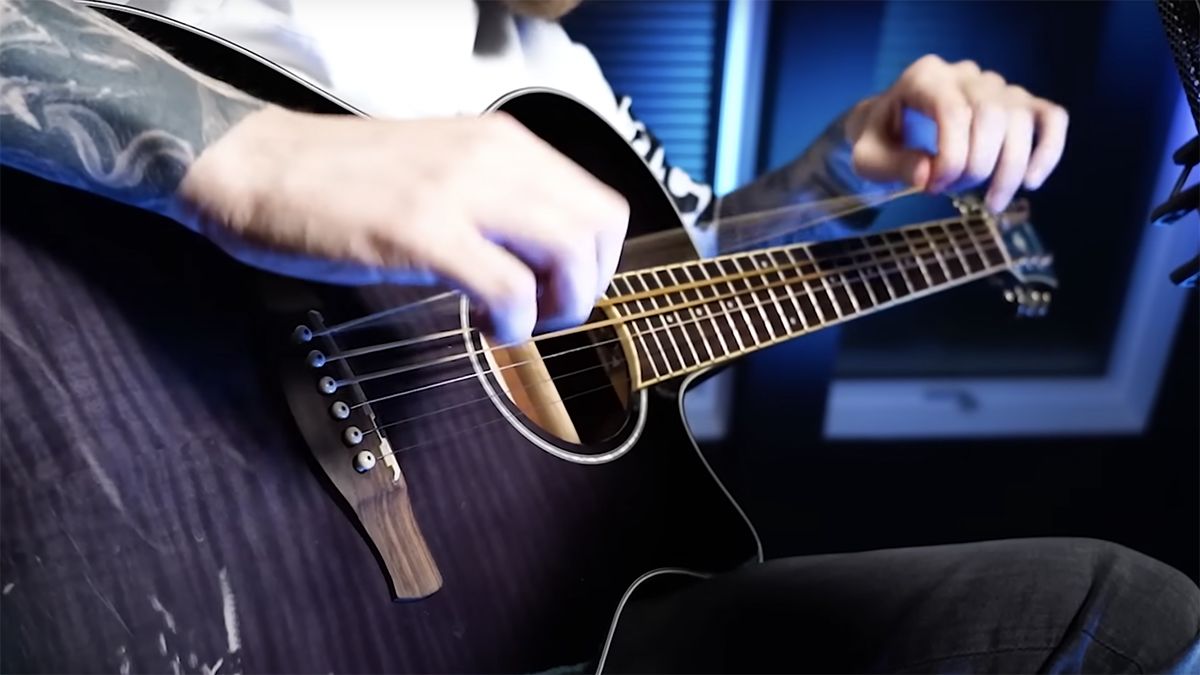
[281,310,442,600]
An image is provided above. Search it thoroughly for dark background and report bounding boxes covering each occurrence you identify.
[567,0,1199,582]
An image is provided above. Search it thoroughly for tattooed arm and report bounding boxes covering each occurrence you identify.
[698,112,888,253]
[0,0,265,219]
[0,0,628,343]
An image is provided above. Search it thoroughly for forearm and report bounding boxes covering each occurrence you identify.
[702,104,897,252]
[0,0,264,218]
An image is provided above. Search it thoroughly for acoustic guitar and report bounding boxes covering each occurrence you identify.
[0,3,1058,673]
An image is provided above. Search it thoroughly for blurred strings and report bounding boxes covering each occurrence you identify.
[346,217,1003,452]
[368,225,1003,461]
[334,212,990,390]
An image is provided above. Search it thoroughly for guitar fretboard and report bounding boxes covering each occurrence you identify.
[605,215,1010,388]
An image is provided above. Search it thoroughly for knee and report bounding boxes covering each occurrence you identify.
[1052,538,1199,670]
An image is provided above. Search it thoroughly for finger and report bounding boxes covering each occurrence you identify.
[1025,99,1069,189]
[892,59,974,193]
[985,109,1034,213]
[480,207,600,332]
[476,114,627,313]
[955,102,1006,191]
[535,230,599,333]
[593,205,627,300]
[424,233,538,344]
[478,136,627,307]
[573,184,627,300]
[896,75,971,192]
[852,103,932,187]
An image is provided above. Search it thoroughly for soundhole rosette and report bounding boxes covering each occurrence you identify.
[459,297,647,464]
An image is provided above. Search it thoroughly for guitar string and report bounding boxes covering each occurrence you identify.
[321,187,922,336]
[332,216,994,388]
[353,229,999,411]
[714,187,925,252]
[339,219,995,392]
[333,212,987,377]
[362,241,1004,438]
[365,243,1007,461]
[697,187,920,234]
[337,224,990,390]
[317,290,458,337]
[353,231,1002,419]
[594,214,977,309]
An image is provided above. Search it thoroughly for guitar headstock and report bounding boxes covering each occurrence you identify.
[956,196,1058,317]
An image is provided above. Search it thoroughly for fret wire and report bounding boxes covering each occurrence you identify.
[979,217,1014,268]
[858,236,899,301]
[730,256,780,342]
[953,219,987,273]
[843,240,882,308]
[842,266,866,312]
[718,257,769,346]
[753,252,796,336]
[634,274,682,376]
[918,226,954,283]
[635,237,1005,386]
[934,223,969,277]
[878,234,917,295]
[604,215,981,309]
[658,268,705,369]
[615,276,664,381]
[746,254,791,337]
[662,267,704,365]
[784,248,831,323]
[901,229,937,290]
[964,217,998,271]
[890,231,930,292]
[750,251,802,332]
[609,217,995,386]
[867,219,982,295]
[878,225,950,289]
[678,263,731,359]
[830,241,873,312]
[696,262,748,353]
[638,271,689,373]
[769,250,811,331]
[915,229,950,286]
[809,240,863,314]
[827,242,866,314]
[712,259,761,346]
[798,246,849,317]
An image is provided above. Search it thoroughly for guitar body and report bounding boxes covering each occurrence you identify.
[0,6,757,674]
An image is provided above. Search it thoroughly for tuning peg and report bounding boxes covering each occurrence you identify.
[1002,283,1052,318]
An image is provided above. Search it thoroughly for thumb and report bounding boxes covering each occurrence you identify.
[851,123,932,189]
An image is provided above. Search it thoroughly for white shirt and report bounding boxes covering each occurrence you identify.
[122,0,715,234]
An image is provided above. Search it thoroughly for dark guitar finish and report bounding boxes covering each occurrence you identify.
[0,5,757,674]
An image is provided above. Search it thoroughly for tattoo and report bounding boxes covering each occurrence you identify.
[703,115,892,252]
[0,0,263,214]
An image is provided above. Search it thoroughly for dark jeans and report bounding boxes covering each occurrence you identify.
[603,538,1200,674]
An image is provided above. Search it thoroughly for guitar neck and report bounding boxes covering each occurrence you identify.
[606,213,1012,388]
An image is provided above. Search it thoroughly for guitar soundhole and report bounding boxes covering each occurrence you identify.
[477,307,636,454]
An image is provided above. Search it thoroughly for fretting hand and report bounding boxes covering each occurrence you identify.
[845,54,1069,213]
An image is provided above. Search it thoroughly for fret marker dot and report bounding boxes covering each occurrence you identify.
[726,300,736,309]
[665,315,674,323]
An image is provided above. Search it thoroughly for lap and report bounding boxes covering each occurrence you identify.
[603,538,1200,674]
